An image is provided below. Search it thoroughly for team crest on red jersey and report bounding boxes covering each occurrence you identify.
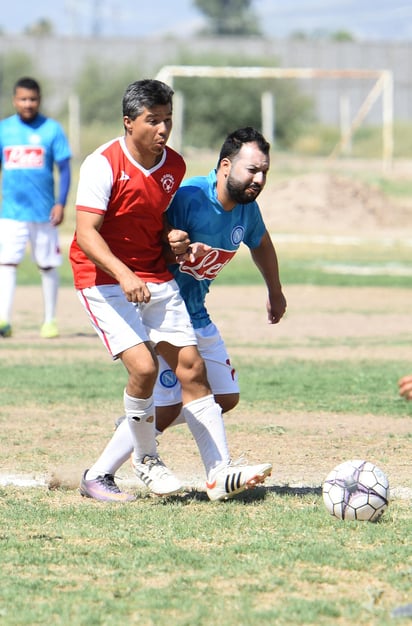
[161,173,175,193]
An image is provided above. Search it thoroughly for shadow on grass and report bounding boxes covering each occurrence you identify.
[155,483,322,505]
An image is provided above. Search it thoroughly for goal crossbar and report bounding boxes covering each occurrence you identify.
[156,65,394,170]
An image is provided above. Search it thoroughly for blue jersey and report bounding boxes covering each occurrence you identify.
[0,113,71,222]
[168,169,265,328]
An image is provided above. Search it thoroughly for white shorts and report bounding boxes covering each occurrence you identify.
[77,280,197,359]
[154,322,239,406]
[0,218,62,267]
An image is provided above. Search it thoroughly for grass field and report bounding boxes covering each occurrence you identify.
[1,157,412,625]
[1,281,411,625]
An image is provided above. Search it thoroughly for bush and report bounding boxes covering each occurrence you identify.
[74,58,144,125]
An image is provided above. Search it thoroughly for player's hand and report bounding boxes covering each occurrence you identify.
[266,291,287,324]
[50,203,65,226]
[120,273,151,304]
[176,241,212,264]
[168,229,191,255]
[398,375,412,400]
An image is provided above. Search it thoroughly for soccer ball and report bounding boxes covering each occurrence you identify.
[322,459,389,522]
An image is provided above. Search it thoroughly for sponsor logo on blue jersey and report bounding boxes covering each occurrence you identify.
[159,369,178,389]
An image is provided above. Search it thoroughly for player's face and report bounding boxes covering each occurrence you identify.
[226,143,269,205]
[13,87,41,122]
[124,104,173,167]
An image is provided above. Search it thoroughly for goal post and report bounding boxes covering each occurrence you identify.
[156,65,394,171]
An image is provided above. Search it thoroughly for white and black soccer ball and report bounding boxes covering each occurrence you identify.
[322,459,389,522]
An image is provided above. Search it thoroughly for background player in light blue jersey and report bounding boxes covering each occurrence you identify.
[0,77,71,338]
[80,127,286,502]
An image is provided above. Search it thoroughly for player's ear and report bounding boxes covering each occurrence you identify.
[123,116,132,133]
[220,157,232,177]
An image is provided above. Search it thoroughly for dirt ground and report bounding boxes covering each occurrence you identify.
[2,281,411,499]
[259,169,412,235]
[1,168,411,499]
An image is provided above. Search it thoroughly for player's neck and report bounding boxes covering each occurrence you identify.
[217,187,236,212]
[124,137,163,170]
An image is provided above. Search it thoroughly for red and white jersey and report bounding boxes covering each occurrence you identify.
[70,137,186,289]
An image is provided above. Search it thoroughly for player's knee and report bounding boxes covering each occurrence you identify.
[177,351,207,387]
[217,393,239,413]
[135,361,158,385]
[122,353,158,390]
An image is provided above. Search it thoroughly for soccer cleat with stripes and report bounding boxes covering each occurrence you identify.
[133,455,182,496]
[80,470,136,502]
[206,461,272,501]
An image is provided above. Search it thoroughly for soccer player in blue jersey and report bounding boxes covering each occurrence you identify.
[80,127,286,502]
[0,77,71,338]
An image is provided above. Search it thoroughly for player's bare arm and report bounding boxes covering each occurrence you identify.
[50,203,65,226]
[250,230,286,324]
[76,210,151,303]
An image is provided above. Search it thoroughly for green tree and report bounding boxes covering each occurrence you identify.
[0,52,36,116]
[74,58,141,125]
[331,30,355,42]
[193,0,261,36]
[24,19,54,36]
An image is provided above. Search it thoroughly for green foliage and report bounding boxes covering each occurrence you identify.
[174,51,314,148]
[331,30,355,42]
[0,51,36,116]
[73,58,143,125]
[193,0,261,36]
[291,29,356,42]
[24,19,54,36]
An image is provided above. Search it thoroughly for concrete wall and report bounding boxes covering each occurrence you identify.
[1,35,411,124]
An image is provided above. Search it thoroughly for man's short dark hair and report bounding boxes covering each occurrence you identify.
[217,127,270,166]
[122,79,174,120]
[14,77,41,95]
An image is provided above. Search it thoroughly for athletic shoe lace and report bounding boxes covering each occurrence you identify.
[141,456,170,478]
[228,455,248,468]
[98,474,122,493]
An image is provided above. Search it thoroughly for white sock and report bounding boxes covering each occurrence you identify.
[124,389,157,462]
[40,267,59,323]
[86,419,134,480]
[182,394,230,479]
[0,265,17,322]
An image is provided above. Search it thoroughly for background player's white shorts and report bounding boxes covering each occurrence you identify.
[77,280,197,359]
[0,219,62,267]
[154,321,239,406]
